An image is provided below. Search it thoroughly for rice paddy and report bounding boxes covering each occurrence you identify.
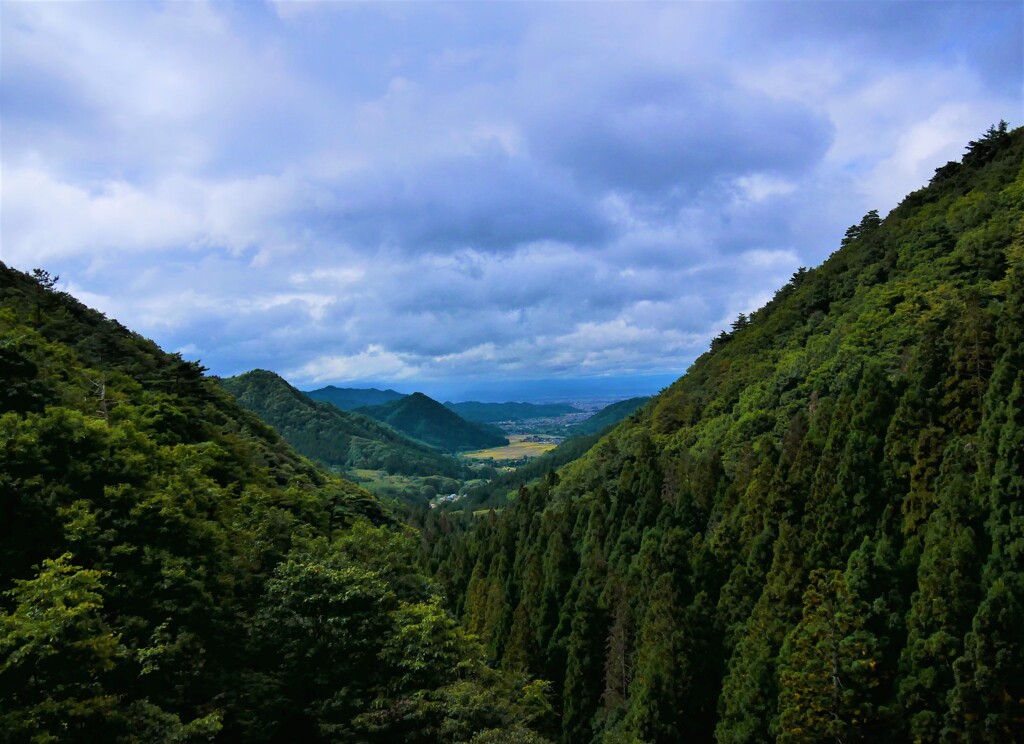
[461,434,558,460]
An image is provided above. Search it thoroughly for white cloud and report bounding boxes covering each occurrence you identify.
[244,293,335,322]
[2,1,1020,394]
[1,167,320,264]
[290,345,421,383]
[2,168,201,263]
[735,174,797,203]
[862,102,1013,209]
[740,249,800,270]
[290,267,366,286]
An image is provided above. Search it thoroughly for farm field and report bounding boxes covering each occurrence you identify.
[348,469,461,503]
[461,434,558,460]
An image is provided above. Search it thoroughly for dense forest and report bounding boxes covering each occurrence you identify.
[2,123,1021,744]
[0,266,551,742]
[356,392,509,453]
[424,123,1024,743]
[220,369,461,479]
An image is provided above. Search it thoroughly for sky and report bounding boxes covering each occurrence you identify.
[2,1,1021,402]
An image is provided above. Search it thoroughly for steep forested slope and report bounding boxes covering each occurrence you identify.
[359,392,509,452]
[306,384,406,411]
[427,123,1024,743]
[0,266,550,743]
[221,369,460,479]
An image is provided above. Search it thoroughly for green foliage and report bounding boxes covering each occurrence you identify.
[0,263,548,742]
[221,369,461,483]
[775,569,880,743]
[426,124,1024,743]
[0,553,221,743]
[358,392,509,452]
[1,553,125,742]
[568,397,651,437]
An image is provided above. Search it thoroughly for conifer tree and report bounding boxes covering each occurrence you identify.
[598,574,634,726]
[808,364,895,567]
[623,572,686,743]
[898,448,983,742]
[944,235,1024,741]
[561,540,609,744]
[945,572,1024,741]
[717,522,804,743]
[776,569,880,744]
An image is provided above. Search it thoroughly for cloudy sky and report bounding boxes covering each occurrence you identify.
[2,1,1021,401]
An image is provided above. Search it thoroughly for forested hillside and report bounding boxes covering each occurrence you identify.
[426,123,1024,743]
[0,265,550,742]
[221,369,460,479]
[358,392,509,452]
[306,385,406,411]
[568,397,651,437]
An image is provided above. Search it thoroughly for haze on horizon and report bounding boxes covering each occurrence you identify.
[2,1,1021,401]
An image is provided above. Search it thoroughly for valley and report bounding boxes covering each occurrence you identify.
[216,372,650,507]
[461,433,561,462]
[2,13,1022,736]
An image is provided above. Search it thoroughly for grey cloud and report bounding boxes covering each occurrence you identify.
[4,1,1019,394]
[523,72,834,196]
[746,1,1022,93]
[315,148,612,253]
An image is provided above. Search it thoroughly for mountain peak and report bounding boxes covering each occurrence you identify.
[358,391,508,452]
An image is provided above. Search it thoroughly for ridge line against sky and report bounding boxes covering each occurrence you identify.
[2,0,1021,401]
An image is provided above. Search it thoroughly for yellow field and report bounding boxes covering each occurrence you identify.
[462,434,558,460]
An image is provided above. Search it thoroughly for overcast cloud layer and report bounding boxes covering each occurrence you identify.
[2,1,1021,400]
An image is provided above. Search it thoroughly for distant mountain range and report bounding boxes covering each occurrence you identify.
[220,370,460,478]
[305,385,406,410]
[305,388,586,423]
[457,396,652,510]
[301,384,644,450]
[443,400,582,422]
[356,392,508,452]
[300,383,646,453]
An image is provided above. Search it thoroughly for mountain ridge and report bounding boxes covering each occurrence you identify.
[356,391,509,452]
[568,395,650,436]
[220,369,461,481]
[305,384,406,411]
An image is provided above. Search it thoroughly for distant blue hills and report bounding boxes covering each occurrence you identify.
[303,373,676,405]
